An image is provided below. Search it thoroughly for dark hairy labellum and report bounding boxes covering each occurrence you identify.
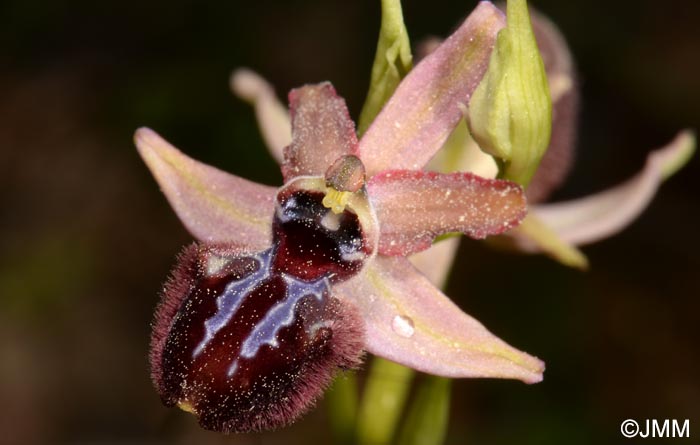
[150,190,369,433]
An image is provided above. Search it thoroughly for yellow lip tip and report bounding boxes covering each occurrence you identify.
[177,401,197,415]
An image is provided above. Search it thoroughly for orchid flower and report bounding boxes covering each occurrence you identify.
[136,0,694,436]
[138,2,546,434]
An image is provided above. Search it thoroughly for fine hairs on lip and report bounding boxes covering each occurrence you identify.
[149,241,365,433]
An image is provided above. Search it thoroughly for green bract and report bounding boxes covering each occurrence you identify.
[358,0,413,136]
[468,0,552,186]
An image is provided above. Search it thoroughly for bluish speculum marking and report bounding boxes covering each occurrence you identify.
[194,249,273,358]
[231,274,330,377]
[239,274,330,359]
[157,189,370,432]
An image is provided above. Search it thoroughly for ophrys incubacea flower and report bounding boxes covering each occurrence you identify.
[136,0,695,436]
[137,2,544,433]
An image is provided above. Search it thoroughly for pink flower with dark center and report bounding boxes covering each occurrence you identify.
[137,3,543,433]
[135,0,694,435]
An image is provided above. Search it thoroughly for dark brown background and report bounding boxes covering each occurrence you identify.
[1,0,698,444]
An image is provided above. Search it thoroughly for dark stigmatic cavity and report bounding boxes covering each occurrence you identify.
[150,190,368,433]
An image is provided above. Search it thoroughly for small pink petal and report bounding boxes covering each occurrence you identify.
[368,170,527,256]
[230,68,291,165]
[282,83,359,181]
[358,2,505,176]
[335,257,544,383]
[135,127,275,248]
[530,131,695,246]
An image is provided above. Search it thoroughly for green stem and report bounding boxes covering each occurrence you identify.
[397,376,452,445]
[356,357,415,445]
[326,372,359,445]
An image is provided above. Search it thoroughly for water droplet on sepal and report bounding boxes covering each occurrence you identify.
[392,314,415,338]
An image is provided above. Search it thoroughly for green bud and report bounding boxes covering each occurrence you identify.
[467,0,552,186]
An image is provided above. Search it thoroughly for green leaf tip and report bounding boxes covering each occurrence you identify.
[358,0,413,136]
[660,129,695,180]
[467,0,552,187]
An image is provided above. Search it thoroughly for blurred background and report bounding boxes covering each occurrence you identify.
[1,0,699,444]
